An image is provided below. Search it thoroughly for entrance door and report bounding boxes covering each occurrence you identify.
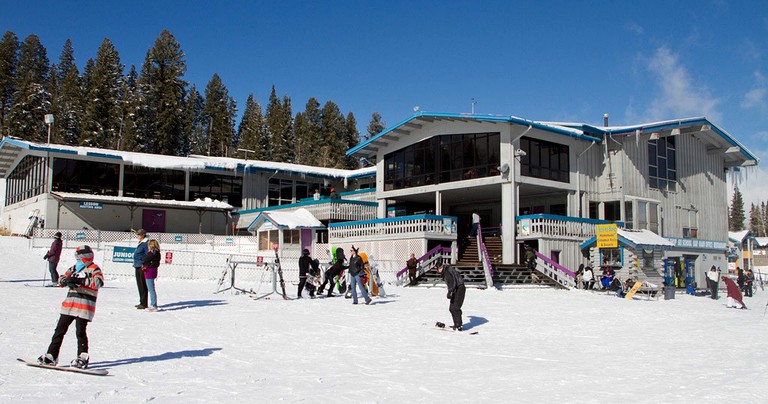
[301,228,312,252]
[142,209,166,233]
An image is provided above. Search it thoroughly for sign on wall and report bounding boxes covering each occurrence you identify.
[113,246,135,263]
[79,201,103,210]
[596,223,618,249]
[165,252,173,264]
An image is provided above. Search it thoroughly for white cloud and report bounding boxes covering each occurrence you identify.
[741,71,768,112]
[731,134,768,208]
[625,22,644,35]
[643,47,722,122]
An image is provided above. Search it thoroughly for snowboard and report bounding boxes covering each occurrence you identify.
[17,358,109,376]
[624,281,644,299]
[434,322,478,335]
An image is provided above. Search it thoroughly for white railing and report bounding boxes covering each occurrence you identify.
[517,214,623,240]
[329,214,457,241]
[301,201,377,222]
[533,251,577,289]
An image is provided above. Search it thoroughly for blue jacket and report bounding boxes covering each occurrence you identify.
[133,240,148,267]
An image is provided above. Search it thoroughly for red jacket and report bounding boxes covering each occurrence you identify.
[722,276,744,305]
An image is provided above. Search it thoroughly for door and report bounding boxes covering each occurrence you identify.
[301,228,312,252]
[142,209,166,233]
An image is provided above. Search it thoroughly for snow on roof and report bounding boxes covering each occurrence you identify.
[728,230,752,243]
[53,192,233,210]
[754,237,768,247]
[196,155,375,179]
[247,208,324,232]
[618,229,675,247]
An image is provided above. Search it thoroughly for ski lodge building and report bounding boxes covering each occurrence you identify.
[0,111,758,289]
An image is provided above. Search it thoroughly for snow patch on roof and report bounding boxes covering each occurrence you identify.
[53,192,233,209]
[618,229,675,247]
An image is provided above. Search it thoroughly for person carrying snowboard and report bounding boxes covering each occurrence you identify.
[437,265,466,331]
[318,247,346,297]
[297,248,315,299]
[348,246,371,305]
[43,231,63,285]
[38,245,104,368]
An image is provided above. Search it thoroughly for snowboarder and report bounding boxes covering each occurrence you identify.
[43,231,63,284]
[437,265,466,331]
[133,229,149,309]
[297,248,314,299]
[37,245,104,369]
[348,246,371,305]
[722,276,747,309]
[406,253,419,286]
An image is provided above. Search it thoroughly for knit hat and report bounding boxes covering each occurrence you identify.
[75,245,94,262]
[54,232,62,239]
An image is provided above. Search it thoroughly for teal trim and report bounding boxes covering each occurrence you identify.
[328,214,457,228]
[1,137,78,155]
[85,151,122,160]
[580,234,673,251]
[346,111,602,156]
[516,213,624,227]
[235,198,378,215]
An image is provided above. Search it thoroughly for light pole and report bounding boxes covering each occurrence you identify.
[44,114,54,144]
[238,148,256,161]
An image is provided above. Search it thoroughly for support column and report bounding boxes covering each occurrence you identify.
[501,181,516,264]
[434,191,442,215]
[377,198,387,219]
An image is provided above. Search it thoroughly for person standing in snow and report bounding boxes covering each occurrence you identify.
[582,265,595,290]
[43,232,63,284]
[744,268,754,298]
[348,246,371,305]
[141,239,161,311]
[298,248,314,298]
[706,266,720,299]
[37,245,104,369]
[437,265,466,331]
[736,267,746,294]
[406,253,419,286]
[318,247,345,297]
[133,229,149,309]
[722,276,747,309]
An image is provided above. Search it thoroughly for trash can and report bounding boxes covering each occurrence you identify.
[664,285,676,300]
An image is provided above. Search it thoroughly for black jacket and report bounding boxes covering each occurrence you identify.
[142,248,161,268]
[298,255,311,276]
[348,255,364,276]
[442,266,465,295]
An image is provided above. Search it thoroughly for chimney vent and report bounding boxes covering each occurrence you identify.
[603,113,609,127]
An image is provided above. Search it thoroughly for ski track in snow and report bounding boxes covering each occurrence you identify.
[0,236,767,402]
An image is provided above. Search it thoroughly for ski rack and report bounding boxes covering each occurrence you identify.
[250,262,291,300]
[216,257,265,295]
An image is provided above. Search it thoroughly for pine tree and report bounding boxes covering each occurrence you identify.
[294,97,321,165]
[203,73,236,156]
[319,100,345,168]
[81,38,123,148]
[266,86,293,163]
[236,94,268,160]
[0,31,19,137]
[184,85,206,155]
[8,34,50,140]
[118,65,140,151]
[342,111,359,169]
[749,204,761,237]
[138,30,187,155]
[729,186,746,231]
[366,112,385,140]
[55,39,83,145]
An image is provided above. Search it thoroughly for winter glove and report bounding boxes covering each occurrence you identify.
[43,254,49,260]
[447,292,453,300]
[65,276,85,288]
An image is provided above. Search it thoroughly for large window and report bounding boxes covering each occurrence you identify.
[189,172,242,207]
[52,158,119,196]
[268,178,322,206]
[520,137,570,183]
[648,136,676,191]
[124,166,185,200]
[384,132,500,191]
[5,156,47,206]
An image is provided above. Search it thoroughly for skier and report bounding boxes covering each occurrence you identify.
[297,248,313,299]
[318,247,345,297]
[37,245,104,368]
[348,246,371,305]
[437,265,466,331]
[722,276,747,309]
[43,231,63,285]
[133,229,149,309]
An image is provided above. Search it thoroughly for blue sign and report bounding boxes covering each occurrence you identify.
[113,246,135,263]
[79,201,103,210]
[174,235,183,242]
[225,237,233,244]
[75,232,86,240]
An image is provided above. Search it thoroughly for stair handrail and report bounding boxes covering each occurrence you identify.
[533,251,577,289]
[395,246,452,286]
[476,223,494,288]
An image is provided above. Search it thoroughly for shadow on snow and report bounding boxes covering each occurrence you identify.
[88,347,223,369]
[159,300,228,311]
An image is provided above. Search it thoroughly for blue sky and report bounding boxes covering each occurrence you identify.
[2,0,768,204]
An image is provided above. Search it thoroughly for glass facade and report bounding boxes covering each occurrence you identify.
[189,172,243,207]
[124,166,185,201]
[52,158,120,196]
[268,178,323,206]
[5,156,47,206]
[520,136,570,183]
[384,132,500,191]
[648,136,676,191]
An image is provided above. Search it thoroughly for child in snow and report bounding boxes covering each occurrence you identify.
[38,245,104,368]
[142,239,161,311]
[437,265,466,331]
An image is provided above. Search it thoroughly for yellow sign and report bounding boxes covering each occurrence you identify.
[596,223,618,248]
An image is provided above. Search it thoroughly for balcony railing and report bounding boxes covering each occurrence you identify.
[329,214,458,241]
[516,214,623,240]
[236,199,377,226]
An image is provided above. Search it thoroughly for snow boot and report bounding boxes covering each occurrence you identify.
[37,353,56,366]
[71,352,89,369]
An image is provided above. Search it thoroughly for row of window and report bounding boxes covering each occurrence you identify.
[5,156,47,206]
[268,178,324,206]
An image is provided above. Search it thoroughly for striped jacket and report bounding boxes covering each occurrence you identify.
[58,262,104,321]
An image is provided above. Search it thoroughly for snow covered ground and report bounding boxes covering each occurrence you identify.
[0,235,766,403]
